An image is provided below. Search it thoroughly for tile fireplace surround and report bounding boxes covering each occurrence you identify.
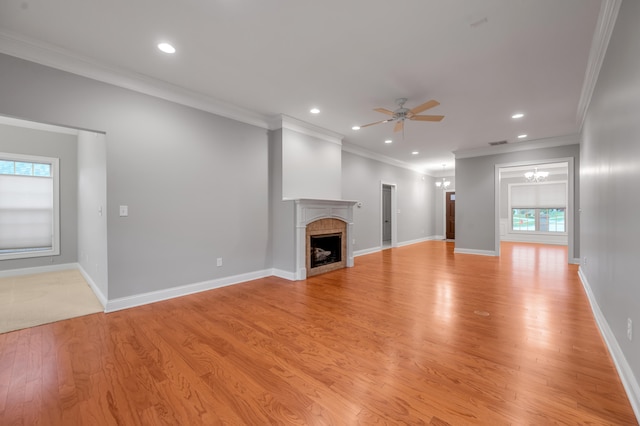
[293,199,357,280]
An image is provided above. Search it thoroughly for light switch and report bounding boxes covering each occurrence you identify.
[119,205,128,217]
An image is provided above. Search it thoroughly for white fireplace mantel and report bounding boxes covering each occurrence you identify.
[292,199,357,280]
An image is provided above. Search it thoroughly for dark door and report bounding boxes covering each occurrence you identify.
[382,185,392,243]
[446,192,455,240]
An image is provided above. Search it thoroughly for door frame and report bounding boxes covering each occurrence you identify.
[442,189,455,240]
[380,182,398,248]
[494,157,575,262]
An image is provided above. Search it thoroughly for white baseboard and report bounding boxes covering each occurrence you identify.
[354,247,382,257]
[578,267,640,422]
[0,262,77,278]
[454,248,497,256]
[77,264,107,309]
[397,235,441,247]
[271,268,296,281]
[105,269,273,313]
[355,236,444,257]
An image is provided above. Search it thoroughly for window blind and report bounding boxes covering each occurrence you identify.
[0,174,53,250]
[510,182,567,208]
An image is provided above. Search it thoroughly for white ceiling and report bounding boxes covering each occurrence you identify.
[0,0,604,174]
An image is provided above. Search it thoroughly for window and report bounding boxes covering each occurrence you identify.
[0,153,59,260]
[512,208,565,233]
[509,182,567,234]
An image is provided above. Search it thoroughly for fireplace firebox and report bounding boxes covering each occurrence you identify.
[310,233,342,268]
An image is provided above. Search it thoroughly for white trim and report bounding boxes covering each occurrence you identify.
[495,158,574,262]
[270,268,296,281]
[0,153,60,261]
[453,248,496,256]
[274,115,343,145]
[77,264,107,309]
[442,189,455,239]
[578,267,640,422]
[380,182,398,249]
[354,247,382,257]
[0,261,77,278]
[0,115,79,135]
[454,134,580,159]
[576,0,622,129]
[397,236,441,247]
[105,269,273,313]
[342,142,426,174]
[0,30,270,130]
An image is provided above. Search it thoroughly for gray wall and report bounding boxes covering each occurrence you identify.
[0,123,78,270]
[282,128,342,200]
[0,53,270,299]
[581,0,640,391]
[455,143,580,256]
[342,151,435,252]
[77,130,108,300]
[268,129,295,273]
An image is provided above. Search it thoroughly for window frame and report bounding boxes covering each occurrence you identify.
[508,181,568,236]
[0,152,60,260]
[511,207,566,234]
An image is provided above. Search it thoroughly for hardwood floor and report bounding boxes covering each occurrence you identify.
[0,242,636,425]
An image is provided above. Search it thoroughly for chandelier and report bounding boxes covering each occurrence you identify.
[524,168,549,182]
[435,164,451,190]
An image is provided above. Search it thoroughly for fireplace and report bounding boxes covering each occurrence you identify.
[294,199,357,280]
[306,218,346,276]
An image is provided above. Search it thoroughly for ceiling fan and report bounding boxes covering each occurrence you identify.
[359,98,444,133]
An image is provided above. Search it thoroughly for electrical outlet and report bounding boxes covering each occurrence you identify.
[216,257,223,267]
[627,318,633,341]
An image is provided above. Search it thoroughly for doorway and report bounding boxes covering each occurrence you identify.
[381,183,397,249]
[446,191,455,240]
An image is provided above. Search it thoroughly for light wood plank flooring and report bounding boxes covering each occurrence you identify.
[0,242,636,425]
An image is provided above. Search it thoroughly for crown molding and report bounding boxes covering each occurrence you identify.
[0,30,271,129]
[341,142,426,175]
[273,115,344,145]
[576,0,622,129]
[453,133,580,159]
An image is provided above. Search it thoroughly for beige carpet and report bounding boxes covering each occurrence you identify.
[0,269,104,334]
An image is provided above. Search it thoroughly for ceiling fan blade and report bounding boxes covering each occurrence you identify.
[411,115,445,122]
[394,120,404,132]
[360,119,390,128]
[410,100,440,115]
[374,108,395,116]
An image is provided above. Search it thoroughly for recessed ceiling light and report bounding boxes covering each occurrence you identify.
[352,126,361,130]
[412,151,419,155]
[518,134,527,139]
[385,139,392,144]
[157,43,176,54]
[512,113,524,119]
[310,108,320,114]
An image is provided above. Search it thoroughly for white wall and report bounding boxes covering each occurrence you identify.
[581,0,640,413]
[77,130,108,301]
